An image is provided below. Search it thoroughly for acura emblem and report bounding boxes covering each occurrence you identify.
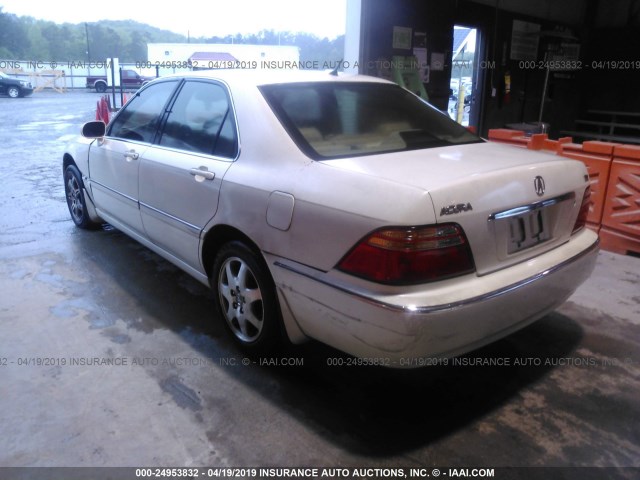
[534,176,545,197]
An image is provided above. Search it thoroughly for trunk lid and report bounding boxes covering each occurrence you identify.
[326,142,589,275]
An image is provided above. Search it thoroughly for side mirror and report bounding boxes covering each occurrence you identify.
[82,121,106,138]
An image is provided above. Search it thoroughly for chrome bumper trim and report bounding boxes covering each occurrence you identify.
[274,238,599,315]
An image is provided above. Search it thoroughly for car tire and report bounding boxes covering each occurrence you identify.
[7,86,20,98]
[64,165,101,229]
[95,82,107,93]
[212,241,281,354]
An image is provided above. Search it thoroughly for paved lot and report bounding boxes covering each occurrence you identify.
[0,90,639,478]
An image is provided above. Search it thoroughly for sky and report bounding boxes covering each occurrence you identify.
[0,0,347,39]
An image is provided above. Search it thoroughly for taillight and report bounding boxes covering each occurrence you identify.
[337,223,475,285]
[572,186,591,234]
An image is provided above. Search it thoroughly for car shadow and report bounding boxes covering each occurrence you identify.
[270,313,583,456]
[70,226,584,456]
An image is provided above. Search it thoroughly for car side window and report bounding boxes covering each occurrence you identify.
[159,81,238,158]
[108,81,177,143]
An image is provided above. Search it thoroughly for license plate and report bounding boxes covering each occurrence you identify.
[506,209,551,254]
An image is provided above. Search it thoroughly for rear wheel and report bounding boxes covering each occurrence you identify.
[64,165,101,229]
[212,242,281,353]
[7,86,20,98]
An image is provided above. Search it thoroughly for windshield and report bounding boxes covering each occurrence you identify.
[260,82,481,160]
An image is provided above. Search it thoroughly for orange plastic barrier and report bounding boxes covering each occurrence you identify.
[558,141,618,230]
[488,129,572,153]
[540,136,573,153]
[487,129,529,148]
[599,145,640,255]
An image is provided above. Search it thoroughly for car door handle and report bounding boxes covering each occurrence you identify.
[123,150,139,161]
[190,168,215,180]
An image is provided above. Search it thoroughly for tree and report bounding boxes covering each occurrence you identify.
[0,7,31,58]
[86,24,124,61]
[125,31,150,62]
[0,12,344,65]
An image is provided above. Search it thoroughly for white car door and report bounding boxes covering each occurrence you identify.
[88,80,179,236]
[139,80,237,270]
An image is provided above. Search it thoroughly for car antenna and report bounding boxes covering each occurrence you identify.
[329,60,343,76]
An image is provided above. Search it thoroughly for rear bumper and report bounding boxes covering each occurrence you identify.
[271,229,599,367]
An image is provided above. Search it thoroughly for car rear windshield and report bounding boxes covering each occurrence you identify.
[260,81,481,160]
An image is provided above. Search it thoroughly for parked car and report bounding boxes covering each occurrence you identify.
[0,71,34,98]
[86,68,154,93]
[63,70,598,366]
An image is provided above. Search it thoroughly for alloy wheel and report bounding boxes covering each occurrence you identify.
[66,172,84,224]
[218,256,265,343]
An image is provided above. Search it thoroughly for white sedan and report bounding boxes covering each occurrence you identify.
[63,70,598,367]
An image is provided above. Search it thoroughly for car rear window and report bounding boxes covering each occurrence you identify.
[260,82,481,160]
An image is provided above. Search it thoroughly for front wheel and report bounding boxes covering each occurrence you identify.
[95,82,107,93]
[64,165,101,229]
[212,242,281,353]
[7,86,20,98]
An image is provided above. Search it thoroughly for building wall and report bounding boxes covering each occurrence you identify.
[595,0,640,28]
[457,0,584,137]
[468,0,587,27]
[579,0,640,113]
[355,0,628,138]
[359,0,456,111]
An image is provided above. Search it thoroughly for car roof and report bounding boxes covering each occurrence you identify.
[158,69,393,88]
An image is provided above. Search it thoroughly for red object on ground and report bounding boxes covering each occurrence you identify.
[96,96,110,124]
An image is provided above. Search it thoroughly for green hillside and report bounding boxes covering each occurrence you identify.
[0,8,343,64]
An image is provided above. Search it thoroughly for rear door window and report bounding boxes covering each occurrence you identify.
[158,81,238,158]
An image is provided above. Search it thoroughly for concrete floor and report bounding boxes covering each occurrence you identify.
[1,91,639,478]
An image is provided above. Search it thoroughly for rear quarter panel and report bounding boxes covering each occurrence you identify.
[209,80,438,272]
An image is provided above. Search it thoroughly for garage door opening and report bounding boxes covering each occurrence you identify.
[449,25,483,129]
